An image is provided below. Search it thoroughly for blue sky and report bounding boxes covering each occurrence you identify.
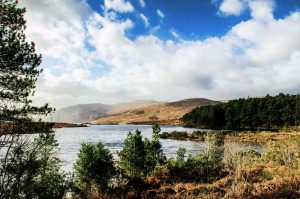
[19,0,300,108]
[84,0,300,40]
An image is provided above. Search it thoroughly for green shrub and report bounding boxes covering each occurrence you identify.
[144,124,165,174]
[31,134,69,199]
[208,132,225,169]
[166,152,214,183]
[176,147,187,167]
[159,131,188,140]
[163,133,226,183]
[74,142,116,195]
[1,133,68,199]
[119,124,165,179]
[33,170,69,199]
[119,130,147,178]
[237,150,260,164]
[159,132,169,139]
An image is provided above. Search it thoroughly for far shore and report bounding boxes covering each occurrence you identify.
[52,122,88,128]
[89,119,181,126]
[159,127,300,144]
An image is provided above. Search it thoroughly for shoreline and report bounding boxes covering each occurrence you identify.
[89,121,183,126]
[159,128,300,144]
[52,122,88,128]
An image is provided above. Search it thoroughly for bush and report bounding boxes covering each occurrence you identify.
[176,147,187,167]
[33,170,69,199]
[119,124,165,179]
[163,133,226,183]
[159,131,188,140]
[31,134,69,199]
[1,133,67,199]
[74,142,116,196]
[208,132,225,168]
[261,139,300,167]
[223,142,262,171]
[144,123,165,174]
[119,130,147,178]
[237,150,260,165]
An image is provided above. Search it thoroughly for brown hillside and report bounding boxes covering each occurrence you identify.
[90,98,219,125]
[50,100,159,123]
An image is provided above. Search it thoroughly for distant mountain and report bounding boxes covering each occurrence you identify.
[50,100,160,123]
[106,100,161,116]
[90,98,220,125]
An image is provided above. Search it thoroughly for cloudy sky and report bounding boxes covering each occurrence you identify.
[19,0,300,109]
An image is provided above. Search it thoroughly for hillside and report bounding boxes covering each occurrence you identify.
[50,100,160,123]
[90,98,219,125]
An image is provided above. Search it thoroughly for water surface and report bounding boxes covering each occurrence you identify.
[55,125,206,171]
[55,125,260,171]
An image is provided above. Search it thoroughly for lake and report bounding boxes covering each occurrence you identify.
[55,125,260,171]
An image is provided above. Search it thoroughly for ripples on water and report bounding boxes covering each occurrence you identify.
[55,125,204,171]
[55,125,261,172]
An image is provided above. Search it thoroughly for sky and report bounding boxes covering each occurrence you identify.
[19,0,300,109]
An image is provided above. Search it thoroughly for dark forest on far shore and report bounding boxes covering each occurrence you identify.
[181,93,300,130]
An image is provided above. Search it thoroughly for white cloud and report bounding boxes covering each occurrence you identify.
[19,0,300,109]
[249,0,274,21]
[139,14,149,27]
[20,0,96,69]
[157,9,165,18]
[139,0,145,8]
[219,0,274,19]
[104,0,134,13]
[219,0,246,16]
[169,29,181,39]
[230,12,300,65]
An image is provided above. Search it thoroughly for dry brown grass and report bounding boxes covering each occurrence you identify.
[91,102,196,125]
[90,99,218,125]
[139,135,300,199]
[251,175,300,198]
[73,130,300,199]
[225,130,300,144]
[100,165,299,198]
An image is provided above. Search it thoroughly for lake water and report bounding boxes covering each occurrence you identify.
[55,125,260,172]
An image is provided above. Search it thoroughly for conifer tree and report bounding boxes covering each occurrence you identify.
[0,1,65,198]
[74,142,116,196]
[0,0,52,130]
[119,130,146,178]
[119,124,165,178]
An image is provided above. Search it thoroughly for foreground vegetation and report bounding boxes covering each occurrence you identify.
[70,124,227,198]
[67,125,300,199]
[182,93,300,130]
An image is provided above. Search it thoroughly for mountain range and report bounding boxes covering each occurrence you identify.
[50,98,219,125]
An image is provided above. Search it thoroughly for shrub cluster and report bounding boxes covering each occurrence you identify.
[71,127,228,197]
[223,137,300,199]
[162,133,226,183]
[73,123,165,197]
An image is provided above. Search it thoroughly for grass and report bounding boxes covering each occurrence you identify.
[160,127,300,144]
[70,128,300,198]
[131,132,300,198]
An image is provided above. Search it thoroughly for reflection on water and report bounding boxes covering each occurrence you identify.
[55,125,261,172]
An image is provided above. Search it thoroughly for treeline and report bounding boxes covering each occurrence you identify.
[181,93,300,130]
